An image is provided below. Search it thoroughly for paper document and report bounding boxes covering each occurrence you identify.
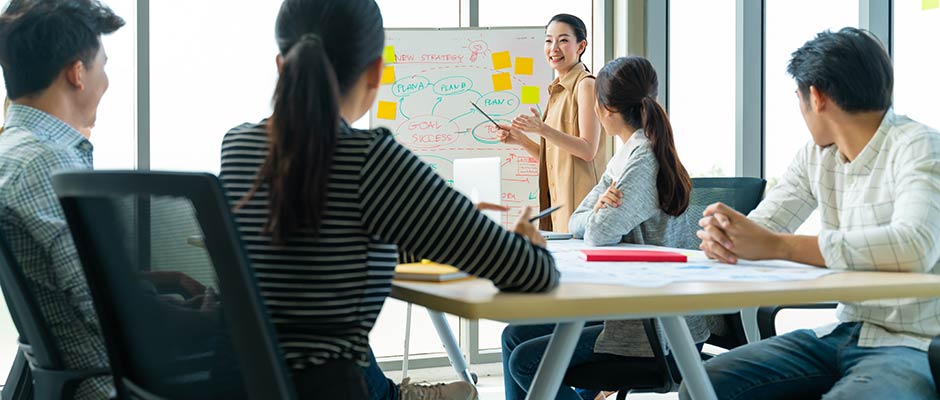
[550,240,837,287]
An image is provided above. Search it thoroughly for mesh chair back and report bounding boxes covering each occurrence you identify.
[53,171,294,400]
[0,231,61,369]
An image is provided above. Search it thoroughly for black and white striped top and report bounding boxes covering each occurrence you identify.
[219,121,558,369]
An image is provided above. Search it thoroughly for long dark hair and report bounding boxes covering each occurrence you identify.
[250,0,384,242]
[547,13,588,67]
[595,56,691,216]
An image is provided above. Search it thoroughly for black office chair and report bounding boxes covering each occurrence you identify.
[563,177,766,399]
[0,230,110,399]
[52,171,297,400]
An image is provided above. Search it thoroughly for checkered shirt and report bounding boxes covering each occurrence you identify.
[0,104,111,398]
[750,110,940,351]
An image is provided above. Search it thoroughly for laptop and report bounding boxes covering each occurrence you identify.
[453,157,501,223]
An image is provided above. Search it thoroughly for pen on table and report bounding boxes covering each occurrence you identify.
[528,204,564,223]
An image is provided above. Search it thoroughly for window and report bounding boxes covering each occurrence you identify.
[149,2,280,174]
[764,0,857,234]
[894,1,940,129]
[669,0,736,177]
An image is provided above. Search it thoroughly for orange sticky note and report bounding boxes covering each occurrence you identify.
[383,46,396,64]
[492,51,512,70]
[492,73,512,92]
[381,66,396,84]
[521,86,540,104]
[377,100,397,120]
[924,0,939,9]
[515,57,534,75]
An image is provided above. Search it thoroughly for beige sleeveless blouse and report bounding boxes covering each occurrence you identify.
[538,63,611,232]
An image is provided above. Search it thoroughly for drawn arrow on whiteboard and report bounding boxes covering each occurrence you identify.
[431,97,443,115]
[449,108,475,123]
[528,192,537,200]
[399,97,411,119]
[502,178,530,183]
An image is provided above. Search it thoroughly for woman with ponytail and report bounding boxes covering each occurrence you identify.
[501,56,709,400]
[219,0,558,398]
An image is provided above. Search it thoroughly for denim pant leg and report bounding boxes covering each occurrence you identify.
[503,324,558,400]
[825,325,937,400]
[679,328,839,400]
[363,347,398,400]
[508,324,620,400]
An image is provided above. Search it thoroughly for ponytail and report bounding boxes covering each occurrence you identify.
[640,96,691,216]
[250,33,340,243]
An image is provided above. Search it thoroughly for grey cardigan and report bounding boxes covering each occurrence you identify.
[568,142,714,357]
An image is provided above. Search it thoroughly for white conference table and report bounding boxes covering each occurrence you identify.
[391,250,940,400]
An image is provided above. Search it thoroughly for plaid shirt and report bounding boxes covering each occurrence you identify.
[0,105,111,399]
[750,110,940,351]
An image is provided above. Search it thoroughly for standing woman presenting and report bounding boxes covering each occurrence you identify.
[498,14,610,233]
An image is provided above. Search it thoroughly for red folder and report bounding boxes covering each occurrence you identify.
[580,249,687,262]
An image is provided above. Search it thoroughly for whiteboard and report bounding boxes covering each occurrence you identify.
[370,27,551,227]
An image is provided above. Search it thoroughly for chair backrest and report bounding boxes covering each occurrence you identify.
[689,177,767,350]
[52,171,295,400]
[689,177,766,215]
[0,230,63,370]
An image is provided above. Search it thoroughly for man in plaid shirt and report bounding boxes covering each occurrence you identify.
[689,28,940,400]
[0,1,124,398]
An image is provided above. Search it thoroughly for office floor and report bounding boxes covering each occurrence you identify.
[384,309,838,399]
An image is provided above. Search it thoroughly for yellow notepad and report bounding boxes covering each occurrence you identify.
[395,261,469,282]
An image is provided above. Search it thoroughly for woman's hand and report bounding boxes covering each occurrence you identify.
[496,125,529,146]
[513,206,546,247]
[512,107,546,135]
[593,180,622,214]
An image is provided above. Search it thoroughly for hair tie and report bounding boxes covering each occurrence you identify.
[300,33,322,45]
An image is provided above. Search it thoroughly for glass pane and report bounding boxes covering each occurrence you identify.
[369,299,459,359]
[150,1,280,173]
[764,0,857,234]
[94,0,137,170]
[669,0,735,177]
[478,319,507,350]
[894,2,940,129]
[376,0,459,28]
[479,0,594,72]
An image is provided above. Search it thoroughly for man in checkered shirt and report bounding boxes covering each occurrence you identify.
[687,27,940,400]
[0,1,124,398]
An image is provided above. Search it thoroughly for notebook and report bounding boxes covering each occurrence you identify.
[580,249,688,262]
[394,262,470,282]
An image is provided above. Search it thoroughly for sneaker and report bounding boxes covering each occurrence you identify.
[398,377,478,400]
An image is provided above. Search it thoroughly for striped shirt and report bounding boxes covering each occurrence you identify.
[219,121,558,369]
[750,110,940,351]
[0,104,111,399]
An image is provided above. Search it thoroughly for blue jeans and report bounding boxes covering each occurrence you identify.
[502,322,633,400]
[679,322,937,400]
[363,347,398,400]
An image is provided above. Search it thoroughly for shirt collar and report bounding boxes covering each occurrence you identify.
[839,109,894,175]
[3,104,92,153]
[549,62,588,92]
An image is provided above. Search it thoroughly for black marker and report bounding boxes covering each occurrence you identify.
[529,204,564,223]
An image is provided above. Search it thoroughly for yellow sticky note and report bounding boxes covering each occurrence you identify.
[492,51,512,70]
[492,73,512,92]
[381,66,396,85]
[383,46,396,64]
[377,100,397,120]
[924,0,939,9]
[515,57,534,75]
[521,86,540,104]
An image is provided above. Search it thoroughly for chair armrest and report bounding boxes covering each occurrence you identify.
[929,335,940,395]
[757,303,838,339]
